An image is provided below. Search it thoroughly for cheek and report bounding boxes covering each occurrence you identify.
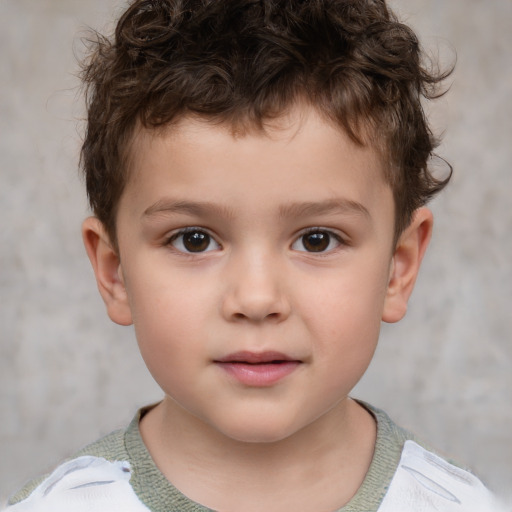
[133,303,206,403]
[300,262,389,356]
[124,271,211,377]
[309,290,383,398]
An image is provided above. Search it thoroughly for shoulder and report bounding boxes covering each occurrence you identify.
[5,428,129,509]
[378,439,503,512]
[74,426,128,460]
[354,402,503,512]
[3,454,150,512]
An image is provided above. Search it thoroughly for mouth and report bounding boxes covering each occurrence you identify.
[214,351,302,386]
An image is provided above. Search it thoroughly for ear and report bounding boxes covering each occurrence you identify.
[82,217,133,326]
[382,207,433,323]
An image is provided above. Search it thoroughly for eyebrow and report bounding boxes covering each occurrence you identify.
[143,199,236,219]
[278,198,370,220]
[143,197,370,221]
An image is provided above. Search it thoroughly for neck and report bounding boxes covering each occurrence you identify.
[140,397,377,512]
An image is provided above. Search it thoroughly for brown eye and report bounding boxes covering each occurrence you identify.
[183,231,210,252]
[302,232,330,252]
[292,230,342,253]
[170,229,220,253]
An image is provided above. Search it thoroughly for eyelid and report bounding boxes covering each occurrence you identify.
[166,226,221,253]
[291,227,346,253]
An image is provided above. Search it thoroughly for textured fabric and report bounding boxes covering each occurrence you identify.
[377,440,500,512]
[4,456,151,512]
[5,402,448,511]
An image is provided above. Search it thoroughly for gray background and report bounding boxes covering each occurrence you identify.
[1,0,511,504]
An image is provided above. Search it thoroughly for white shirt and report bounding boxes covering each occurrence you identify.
[4,442,503,512]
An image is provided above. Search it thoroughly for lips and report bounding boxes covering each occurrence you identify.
[214,351,302,386]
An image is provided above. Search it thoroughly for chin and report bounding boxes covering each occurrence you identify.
[213,417,302,445]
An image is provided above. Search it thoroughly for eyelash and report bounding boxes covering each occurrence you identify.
[166,227,221,254]
[291,228,345,254]
[165,227,346,255]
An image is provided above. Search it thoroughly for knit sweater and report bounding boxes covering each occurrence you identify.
[8,403,495,511]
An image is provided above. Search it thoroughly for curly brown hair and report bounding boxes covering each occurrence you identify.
[80,0,452,248]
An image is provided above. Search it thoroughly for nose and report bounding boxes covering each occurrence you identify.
[221,250,291,323]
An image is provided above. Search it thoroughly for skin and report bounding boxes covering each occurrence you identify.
[83,105,433,511]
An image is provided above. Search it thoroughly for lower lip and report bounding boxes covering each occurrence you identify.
[215,361,301,387]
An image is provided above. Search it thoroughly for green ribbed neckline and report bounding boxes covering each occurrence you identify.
[123,401,413,512]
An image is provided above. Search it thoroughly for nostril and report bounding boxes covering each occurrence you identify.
[231,310,282,322]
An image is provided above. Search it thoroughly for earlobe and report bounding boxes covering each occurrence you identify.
[382,208,433,323]
[82,217,133,326]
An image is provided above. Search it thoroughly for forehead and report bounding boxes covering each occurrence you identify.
[120,106,392,225]
[126,105,387,183]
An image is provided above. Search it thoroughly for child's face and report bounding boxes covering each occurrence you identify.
[87,105,426,443]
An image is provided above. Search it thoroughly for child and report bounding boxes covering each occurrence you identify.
[5,0,501,510]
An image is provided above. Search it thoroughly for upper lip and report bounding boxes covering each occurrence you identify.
[215,351,300,364]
